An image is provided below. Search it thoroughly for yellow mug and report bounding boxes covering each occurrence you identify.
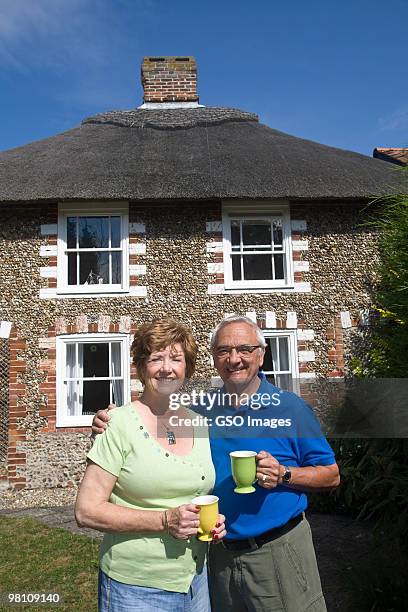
[191,495,219,541]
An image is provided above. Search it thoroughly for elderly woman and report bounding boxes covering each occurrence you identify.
[75,319,225,612]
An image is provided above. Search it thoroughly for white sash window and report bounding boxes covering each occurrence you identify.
[222,203,293,290]
[262,331,299,392]
[57,334,130,427]
[57,203,129,295]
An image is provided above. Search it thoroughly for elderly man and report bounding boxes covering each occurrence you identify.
[92,316,339,612]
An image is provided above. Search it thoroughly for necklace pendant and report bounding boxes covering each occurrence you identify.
[166,430,176,445]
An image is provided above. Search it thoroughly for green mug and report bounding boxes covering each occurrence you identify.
[230,450,257,494]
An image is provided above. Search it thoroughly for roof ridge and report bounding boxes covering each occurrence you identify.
[81,107,259,130]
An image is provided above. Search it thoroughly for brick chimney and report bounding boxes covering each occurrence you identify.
[141,56,199,105]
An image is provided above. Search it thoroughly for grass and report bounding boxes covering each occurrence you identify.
[0,517,99,612]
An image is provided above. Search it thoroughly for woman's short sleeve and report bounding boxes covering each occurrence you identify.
[87,412,127,477]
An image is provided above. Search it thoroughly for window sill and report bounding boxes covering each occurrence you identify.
[40,287,147,299]
[208,282,311,295]
[226,282,294,290]
[56,418,93,428]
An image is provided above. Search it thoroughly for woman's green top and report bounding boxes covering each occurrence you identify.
[87,403,215,593]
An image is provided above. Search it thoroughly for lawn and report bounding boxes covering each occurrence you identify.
[0,517,99,611]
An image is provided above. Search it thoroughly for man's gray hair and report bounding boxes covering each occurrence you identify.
[210,315,267,351]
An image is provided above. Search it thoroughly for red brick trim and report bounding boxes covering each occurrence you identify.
[7,327,28,489]
[325,315,346,376]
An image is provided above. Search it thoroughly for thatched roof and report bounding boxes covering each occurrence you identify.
[0,107,406,203]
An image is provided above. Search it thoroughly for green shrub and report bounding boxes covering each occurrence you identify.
[312,439,408,542]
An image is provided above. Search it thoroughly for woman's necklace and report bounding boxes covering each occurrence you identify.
[160,422,176,445]
[140,395,177,445]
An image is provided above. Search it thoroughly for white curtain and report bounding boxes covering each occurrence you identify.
[270,337,291,391]
[111,342,123,407]
[66,344,76,416]
[78,344,84,415]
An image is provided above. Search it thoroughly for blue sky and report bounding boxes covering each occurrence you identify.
[1,0,407,155]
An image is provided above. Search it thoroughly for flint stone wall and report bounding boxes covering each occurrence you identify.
[0,200,378,489]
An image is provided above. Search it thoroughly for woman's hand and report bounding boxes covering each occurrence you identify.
[211,514,227,543]
[165,504,200,540]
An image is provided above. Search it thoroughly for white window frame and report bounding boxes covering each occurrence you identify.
[222,202,293,291]
[57,202,129,296]
[56,333,130,427]
[262,329,299,393]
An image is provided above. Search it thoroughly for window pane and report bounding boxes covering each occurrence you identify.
[272,219,283,247]
[67,217,77,248]
[243,255,272,280]
[263,341,274,372]
[82,380,110,414]
[66,381,78,416]
[67,253,77,285]
[275,374,292,391]
[80,252,109,284]
[66,344,77,378]
[112,380,124,406]
[242,221,271,250]
[79,217,109,248]
[111,216,121,248]
[83,343,109,377]
[279,337,290,371]
[231,220,240,249]
[263,337,292,391]
[231,255,241,280]
[110,343,122,377]
[274,254,285,280]
[111,252,122,284]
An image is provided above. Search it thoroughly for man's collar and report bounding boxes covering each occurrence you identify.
[219,372,279,411]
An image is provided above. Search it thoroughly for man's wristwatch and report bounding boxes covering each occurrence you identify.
[280,466,292,484]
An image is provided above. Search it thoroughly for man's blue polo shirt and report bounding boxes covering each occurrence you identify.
[200,376,336,540]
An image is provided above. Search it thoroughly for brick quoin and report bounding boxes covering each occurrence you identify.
[6,328,29,488]
[324,317,346,376]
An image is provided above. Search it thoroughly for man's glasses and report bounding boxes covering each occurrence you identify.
[214,345,262,358]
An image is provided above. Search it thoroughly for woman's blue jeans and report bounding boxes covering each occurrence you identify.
[98,567,211,612]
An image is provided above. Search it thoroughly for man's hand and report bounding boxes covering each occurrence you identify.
[91,403,116,435]
[256,450,340,492]
[256,450,281,489]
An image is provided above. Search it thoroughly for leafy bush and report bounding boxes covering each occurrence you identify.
[359,193,408,377]
[312,439,408,541]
